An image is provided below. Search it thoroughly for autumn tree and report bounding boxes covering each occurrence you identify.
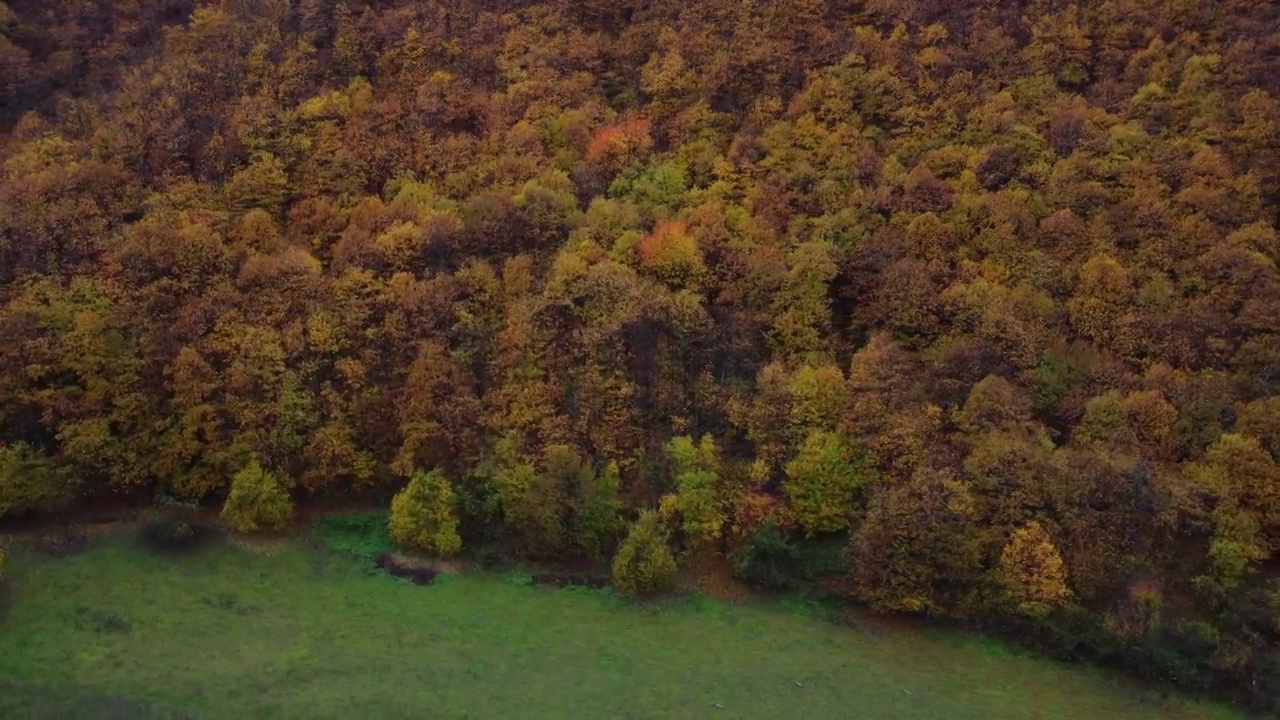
[612,509,678,598]
[783,430,868,536]
[221,460,294,534]
[389,469,463,557]
[996,521,1073,618]
[659,435,725,549]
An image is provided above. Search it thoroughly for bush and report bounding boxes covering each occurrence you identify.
[389,469,462,557]
[732,519,847,591]
[220,460,294,534]
[612,510,678,598]
[731,519,805,590]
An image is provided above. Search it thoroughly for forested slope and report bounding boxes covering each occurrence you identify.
[1,0,1277,710]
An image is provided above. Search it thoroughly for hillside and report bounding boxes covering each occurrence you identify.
[1,0,1277,711]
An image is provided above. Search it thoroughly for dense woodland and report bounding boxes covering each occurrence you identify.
[1,0,1278,710]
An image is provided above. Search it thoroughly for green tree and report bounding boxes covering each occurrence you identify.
[612,510,678,598]
[221,460,294,534]
[659,435,725,547]
[783,430,867,536]
[570,459,622,563]
[389,469,463,557]
[490,435,566,559]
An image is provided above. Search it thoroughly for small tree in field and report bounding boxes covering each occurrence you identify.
[612,510,678,598]
[389,469,462,557]
[221,460,294,533]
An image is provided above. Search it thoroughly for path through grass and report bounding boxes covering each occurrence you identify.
[0,532,1243,719]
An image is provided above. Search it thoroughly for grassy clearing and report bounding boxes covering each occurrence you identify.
[0,528,1244,720]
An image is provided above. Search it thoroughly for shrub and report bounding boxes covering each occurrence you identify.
[733,518,848,591]
[731,518,805,590]
[221,460,294,534]
[612,510,677,598]
[0,546,7,584]
[389,469,462,557]
[568,458,622,564]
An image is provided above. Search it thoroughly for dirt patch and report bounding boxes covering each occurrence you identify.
[375,553,440,585]
[530,572,610,589]
[677,549,753,602]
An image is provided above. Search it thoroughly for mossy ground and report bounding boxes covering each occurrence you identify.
[0,521,1244,719]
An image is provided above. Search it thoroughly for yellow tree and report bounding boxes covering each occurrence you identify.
[221,460,294,534]
[997,521,1072,618]
[784,430,867,536]
[389,469,462,557]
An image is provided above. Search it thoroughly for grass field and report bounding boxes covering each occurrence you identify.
[0,526,1244,720]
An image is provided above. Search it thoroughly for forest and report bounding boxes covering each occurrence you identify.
[0,0,1277,712]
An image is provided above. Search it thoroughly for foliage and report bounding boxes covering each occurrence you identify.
[220,461,294,534]
[569,459,622,563]
[612,510,678,598]
[389,469,462,557]
[2,0,1279,707]
[489,436,567,559]
[783,431,867,536]
[659,435,725,548]
[997,521,1073,619]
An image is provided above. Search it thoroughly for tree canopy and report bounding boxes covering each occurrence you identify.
[0,0,1277,711]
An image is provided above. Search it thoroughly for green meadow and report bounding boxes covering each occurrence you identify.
[0,525,1242,720]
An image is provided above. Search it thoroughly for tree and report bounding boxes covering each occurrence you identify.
[996,521,1073,618]
[389,469,462,557]
[1184,434,1278,589]
[221,460,294,534]
[784,430,867,536]
[489,435,566,559]
[612,510,678,598]
[570,459,622,563]
[659,435,725,548]
[227,153,291,215]
[637,219,704,289]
